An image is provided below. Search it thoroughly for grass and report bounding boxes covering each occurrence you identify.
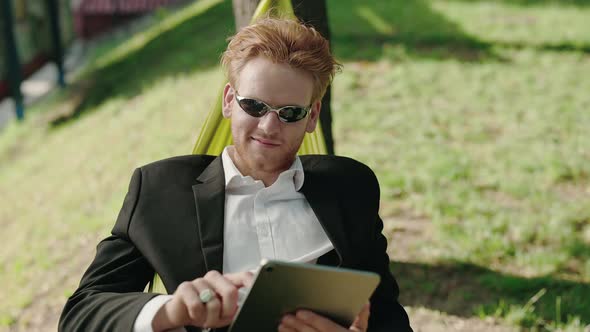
[393,261,590,331]
[339,49,590,272]
[0,0,589,330]
[0,0,228,326]
[331,1,590,330]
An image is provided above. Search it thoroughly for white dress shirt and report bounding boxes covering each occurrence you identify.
[133,147,333,332]
[221,147,333,272]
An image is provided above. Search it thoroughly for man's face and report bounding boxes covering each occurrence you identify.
[222,56,321,176]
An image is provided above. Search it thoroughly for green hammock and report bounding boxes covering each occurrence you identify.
[149,0,327,294]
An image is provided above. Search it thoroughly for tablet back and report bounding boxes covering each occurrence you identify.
[228,260,380,332]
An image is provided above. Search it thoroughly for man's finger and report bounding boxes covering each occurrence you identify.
[277,324,297,332]
[175,282,204,324]
[225,271,255,288]
[192,278,223,328]
[202,271,240,319]
[280,313,321,332]
[294,310,344,331]
[350,302,371,332]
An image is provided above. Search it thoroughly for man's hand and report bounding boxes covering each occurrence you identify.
[278,302,370,332]
[152,270,254,331]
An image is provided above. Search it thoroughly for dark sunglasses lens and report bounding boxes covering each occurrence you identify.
[279,107,307,122]
[238,98,266,117]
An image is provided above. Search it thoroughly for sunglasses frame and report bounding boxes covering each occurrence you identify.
[234,91,311,123]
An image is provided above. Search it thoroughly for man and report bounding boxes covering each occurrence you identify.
[59,18,412,332]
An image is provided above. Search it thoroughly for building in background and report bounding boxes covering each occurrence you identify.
[1,0,190,102]
[0,0,74,100]
[73,0,187,39]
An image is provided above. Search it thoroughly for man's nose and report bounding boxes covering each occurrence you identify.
[257,111,281,134]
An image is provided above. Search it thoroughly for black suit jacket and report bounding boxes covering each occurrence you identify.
[59,154,412,332]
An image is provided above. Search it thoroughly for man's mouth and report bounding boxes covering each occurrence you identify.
[252,137,281,147]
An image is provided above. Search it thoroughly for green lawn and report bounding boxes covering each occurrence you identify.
[0,0,588,330]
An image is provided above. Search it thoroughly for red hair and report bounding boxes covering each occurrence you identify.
[221,17,341,103]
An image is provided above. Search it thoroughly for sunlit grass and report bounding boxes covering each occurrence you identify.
[0,0,226,323]
[0,70,224,326]
[331,1,590,330]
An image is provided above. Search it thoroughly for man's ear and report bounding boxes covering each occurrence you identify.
[305,100,322,133]
[222,83,234,119]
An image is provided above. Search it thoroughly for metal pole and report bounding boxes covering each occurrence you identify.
[46,0,65,87]
[1,0,25,120]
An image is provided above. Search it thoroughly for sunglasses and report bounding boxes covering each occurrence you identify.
[234,91,311,123]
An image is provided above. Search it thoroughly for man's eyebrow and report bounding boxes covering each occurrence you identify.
[244,95,309,108]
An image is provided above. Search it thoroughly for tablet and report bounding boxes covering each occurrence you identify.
[228,259,380,332]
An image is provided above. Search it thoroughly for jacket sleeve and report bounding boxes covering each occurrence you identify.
[365,214,413,332]
[357,167,413,332]
[59,168,158,331]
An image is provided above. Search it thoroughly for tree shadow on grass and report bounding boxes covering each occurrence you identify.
[328,0,590,63]
[498,40,590,54]
[50,0,234,126]
[52,0,504,126]
[327,0,501,63]
[391,261,590,327]
[445,0,590,7]
[48,0,589,126]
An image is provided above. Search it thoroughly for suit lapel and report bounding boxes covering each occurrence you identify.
[300,170,351,267]
[191,156,352,272]
[192,157,225,273]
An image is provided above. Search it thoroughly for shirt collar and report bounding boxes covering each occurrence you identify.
[221,146,304,190]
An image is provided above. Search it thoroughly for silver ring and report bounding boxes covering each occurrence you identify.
[199,289,215,304]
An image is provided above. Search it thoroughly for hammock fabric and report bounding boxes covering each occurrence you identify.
[149,0,328,294]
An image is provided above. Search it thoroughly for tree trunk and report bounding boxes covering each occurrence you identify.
[1,0,25,120]
[231,0,261,31]
[292,0,334,155]
[231,0,335,154]
[46,0,65,87]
